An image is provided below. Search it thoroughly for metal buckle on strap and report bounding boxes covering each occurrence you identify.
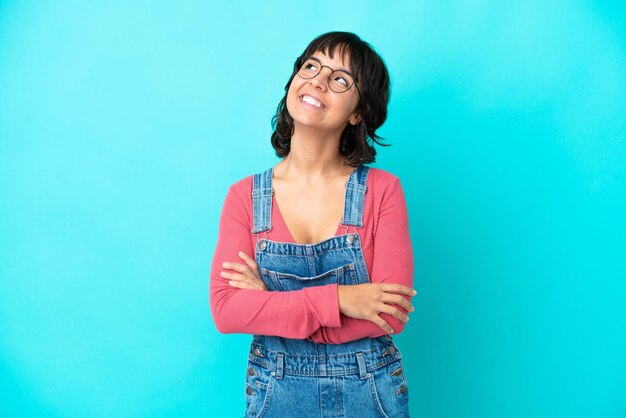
[253,230,271,247]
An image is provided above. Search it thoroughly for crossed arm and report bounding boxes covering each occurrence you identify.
[307,177,415,343]
[209,177,415,343]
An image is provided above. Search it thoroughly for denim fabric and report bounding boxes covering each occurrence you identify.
[244,165,410,418]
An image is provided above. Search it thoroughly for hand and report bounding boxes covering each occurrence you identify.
[221,251,267,291]
[337,283,417,334]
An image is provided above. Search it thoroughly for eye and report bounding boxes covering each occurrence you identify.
[334,75,348,86]
[304,62,317,71]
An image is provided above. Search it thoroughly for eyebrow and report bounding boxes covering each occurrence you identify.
[308,56,354,77]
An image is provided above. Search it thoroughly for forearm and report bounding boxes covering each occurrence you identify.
[306,309,409,344]
[306,280,411,344]
[210,185,342,338]
[210,277,341,339]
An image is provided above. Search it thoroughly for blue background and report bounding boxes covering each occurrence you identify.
[1,1,625,417]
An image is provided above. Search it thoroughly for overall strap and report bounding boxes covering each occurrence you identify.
[251,168,273,234]
[341,165,370,228]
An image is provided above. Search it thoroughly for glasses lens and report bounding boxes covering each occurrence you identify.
[297,59,319,79]
[296,59,355,93]
[328,70,353,93]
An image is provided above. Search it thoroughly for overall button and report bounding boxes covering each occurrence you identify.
[346,234,355,244]
[390,367,403,377]
[246,386,254,395]
[382,346,396,357]
[259,240,267,250]
[252,348,265,357]
[247,367,257,376]
[396,384,408,395]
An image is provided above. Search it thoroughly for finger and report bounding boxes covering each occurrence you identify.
[222,271,265,290]
[380,293,414,312]
[228,280,262,290]
[221,261,249,274]
[378,303,410,323]
[238,251,259,271]
[368,314,395,334]
[380,283,417,296]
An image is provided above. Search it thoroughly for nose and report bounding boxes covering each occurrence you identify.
[308,67,332,91]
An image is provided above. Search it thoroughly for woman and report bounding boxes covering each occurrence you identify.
[210,31,416,418]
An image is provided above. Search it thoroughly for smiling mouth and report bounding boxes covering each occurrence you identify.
[299,94,326,110]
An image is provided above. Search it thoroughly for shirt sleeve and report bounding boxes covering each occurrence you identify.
[209,183,342,339]
[306,177,415,344]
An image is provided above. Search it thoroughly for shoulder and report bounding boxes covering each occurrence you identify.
[226,165,277,198]
[219,174,257,226]
[228,174,254,195]
[365,166,401,189]
[364,166,407,210]
[221,174,256,210]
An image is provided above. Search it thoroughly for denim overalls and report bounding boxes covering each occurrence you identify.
[243,165,410,418]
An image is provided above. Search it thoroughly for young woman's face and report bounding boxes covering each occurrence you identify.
[286,49,361,134]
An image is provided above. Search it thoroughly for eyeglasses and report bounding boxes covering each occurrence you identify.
[296,57,361,96]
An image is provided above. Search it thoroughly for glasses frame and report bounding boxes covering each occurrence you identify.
[296,58,362,98]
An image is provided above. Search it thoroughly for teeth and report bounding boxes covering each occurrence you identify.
[301,95,323,108]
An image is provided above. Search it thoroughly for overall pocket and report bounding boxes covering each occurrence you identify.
[244,360,276,418]
[367,358,410,418]
[263,262,356,291]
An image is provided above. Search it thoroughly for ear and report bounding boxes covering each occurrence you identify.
[350,113,361,125]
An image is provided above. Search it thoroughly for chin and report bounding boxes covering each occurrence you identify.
[292,118,323,130]
[286,105,317,128]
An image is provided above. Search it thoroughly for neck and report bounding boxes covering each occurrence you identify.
[276,123,353,181]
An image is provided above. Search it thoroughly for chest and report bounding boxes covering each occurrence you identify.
[272,181,346,245]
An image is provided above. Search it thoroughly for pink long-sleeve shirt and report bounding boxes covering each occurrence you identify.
[209,166,414,344]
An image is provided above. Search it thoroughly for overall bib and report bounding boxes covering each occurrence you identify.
[244,165,410,418]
